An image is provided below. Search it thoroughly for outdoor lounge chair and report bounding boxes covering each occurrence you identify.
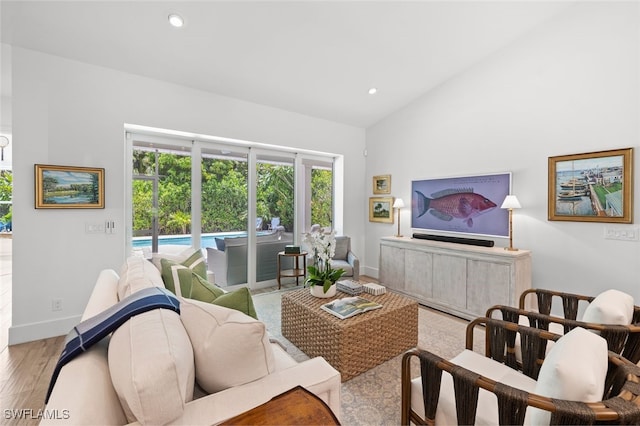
[268,217,280,230]
[401,317,640,425]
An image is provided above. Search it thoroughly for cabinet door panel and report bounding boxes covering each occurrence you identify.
[380,245,405,290]
[432,254,466,307]
[405,250,432,299]
[466,260,510,316]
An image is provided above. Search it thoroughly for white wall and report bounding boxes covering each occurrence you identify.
[10,47,365,344]
[365,2,640,300]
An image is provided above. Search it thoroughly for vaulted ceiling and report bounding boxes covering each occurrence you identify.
[1,1,575,127]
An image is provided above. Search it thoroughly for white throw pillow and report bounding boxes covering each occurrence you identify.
[180,298,275,394]
[582,289,634,325]
[529,327,608,425]
[150,246,200,271]
[108,308,195,425]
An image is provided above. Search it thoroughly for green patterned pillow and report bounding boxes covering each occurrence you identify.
[160,259,191,296]
[180,249,208,280]
[211,287,258,320]
[160,250,207,292]
[160,261,256,318]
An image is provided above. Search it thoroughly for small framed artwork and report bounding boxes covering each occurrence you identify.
[35,164,105,209]
[369,197,394,223]
[548,148,633,223]
[373,174,391,194]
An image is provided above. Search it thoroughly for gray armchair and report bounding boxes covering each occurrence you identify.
[305,235,359,281]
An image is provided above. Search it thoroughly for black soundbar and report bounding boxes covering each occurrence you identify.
[412,233,495,247]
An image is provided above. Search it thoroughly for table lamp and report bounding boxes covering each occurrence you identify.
[393,198,405,237]
[500,195,521,251]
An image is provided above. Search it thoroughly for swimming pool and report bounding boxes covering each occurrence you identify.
[132,231,272,248]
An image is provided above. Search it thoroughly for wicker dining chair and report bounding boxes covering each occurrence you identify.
[486,288,640,364]
[518,288,640,323]
[401,318,640,425]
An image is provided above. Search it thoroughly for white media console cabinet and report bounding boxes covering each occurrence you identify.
[379,236,532,320]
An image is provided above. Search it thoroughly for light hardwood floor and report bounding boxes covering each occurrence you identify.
[0,244,365,425]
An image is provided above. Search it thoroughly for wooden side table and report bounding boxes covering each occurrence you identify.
[277,251,307,289]
[220,386,340,425]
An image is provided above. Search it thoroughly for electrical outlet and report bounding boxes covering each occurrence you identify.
[52,298,63,311]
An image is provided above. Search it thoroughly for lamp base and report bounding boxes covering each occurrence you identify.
[395,234,403,238]
[504,247,519,251]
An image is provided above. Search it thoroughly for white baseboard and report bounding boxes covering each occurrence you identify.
[8,315,81,345]
[363,266,379,279]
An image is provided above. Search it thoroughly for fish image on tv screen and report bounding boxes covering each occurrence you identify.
[411,173,511,238]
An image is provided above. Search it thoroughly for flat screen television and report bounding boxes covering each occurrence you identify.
[411,172,511,238]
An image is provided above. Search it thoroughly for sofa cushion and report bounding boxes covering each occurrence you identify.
[582,289,634,325]
[180,298,275,394]
[333,236,349,261]
[118,256,165,300]
[215,237,226,251]
[410,349,537,425]
[530,327,608,425]
[160,250,208,293]
[210,286,258,320]
[108,308,195,425]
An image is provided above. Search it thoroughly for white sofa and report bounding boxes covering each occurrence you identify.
[42,256,341,425]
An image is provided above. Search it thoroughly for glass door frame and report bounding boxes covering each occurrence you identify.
[125,126,343,289]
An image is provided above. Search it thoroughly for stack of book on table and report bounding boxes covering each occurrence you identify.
[337,280,363,295]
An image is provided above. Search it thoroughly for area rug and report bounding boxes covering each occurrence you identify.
[252,289,485,426]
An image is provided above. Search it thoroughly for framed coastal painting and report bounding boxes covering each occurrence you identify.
[35,164,105,209]
[548,148,633,223]
[373,174,391,194]
[369,196,394,223]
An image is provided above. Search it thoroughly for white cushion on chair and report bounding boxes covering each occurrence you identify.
[529,327,608,425]
[410,349,537,425]
[582,289,634,325]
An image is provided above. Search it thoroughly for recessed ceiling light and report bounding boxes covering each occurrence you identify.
[168,13,184,28]
[368,88,378,95]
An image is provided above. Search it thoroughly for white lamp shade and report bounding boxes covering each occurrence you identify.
[501,195,521,209]
[393,198,405,209]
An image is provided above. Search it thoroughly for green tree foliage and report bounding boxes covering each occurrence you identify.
[0,170,12,221]
[202,159,248,232]
[257,163,293,230]
[132,180,153,233]
[311,168,332,227]
[0,170,12,202]
[132,150,334,235]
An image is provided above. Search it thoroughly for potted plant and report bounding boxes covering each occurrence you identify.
[303,228,345,298]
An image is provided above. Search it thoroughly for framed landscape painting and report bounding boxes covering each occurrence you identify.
[369,196,394,223]
[548,148,633,223]
[373,175,391,194]
[35,164,105,209]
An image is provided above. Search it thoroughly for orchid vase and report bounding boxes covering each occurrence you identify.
[303,229,345,297]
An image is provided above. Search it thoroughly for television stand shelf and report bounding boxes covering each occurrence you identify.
[378,236,531,320]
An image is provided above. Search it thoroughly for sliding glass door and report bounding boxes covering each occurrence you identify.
[128,130,339,289]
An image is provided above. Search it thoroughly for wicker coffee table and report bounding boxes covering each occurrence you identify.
[281,288,418,381]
